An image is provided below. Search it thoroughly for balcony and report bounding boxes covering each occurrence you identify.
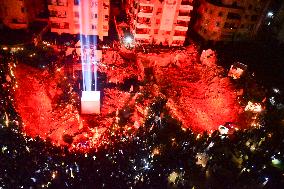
[135,34,150,39]
[177,16,190,22]
[138,12,153,18]
[172,36,186,40]
[175,26,188,31]
[136,23,151,29]
[139,3,154,7]
[179,5,193,11]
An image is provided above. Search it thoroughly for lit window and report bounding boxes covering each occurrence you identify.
[91,13,98,19]
[74,0,79,5]
[91,1,98,7]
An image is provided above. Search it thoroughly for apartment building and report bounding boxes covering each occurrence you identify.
[194,0,271,42]
[128,0,194,46]
[0,0,45,29]
[275,2,284,43]
[48,0,110,40]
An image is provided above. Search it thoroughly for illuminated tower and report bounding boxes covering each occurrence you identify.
[128,0,193,46]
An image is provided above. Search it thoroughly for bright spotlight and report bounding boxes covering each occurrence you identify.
[267,12,274,18]
[124,36,133,44]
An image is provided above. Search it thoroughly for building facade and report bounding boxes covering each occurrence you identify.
[0,0,45,29]
[128,0,194,46]
[275,2,284,43]
[194,0,271,42]
[48,0,110,40]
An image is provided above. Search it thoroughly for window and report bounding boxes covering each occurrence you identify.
[248,4,252,10]
[103,2,109,8]
[136,28,149,34]
[74,0,79,5]
[58,11,67,18]
[157,8,162,14]
[177,20,189,27]
[227,12,241,20]
[216,22,220,27]
[156,19,160,24]
[12,19,18,23]
[63,22,69,29]
[179,10,189,16]
[166,31,171,35]
[139,6,153,13]
[49,10,58,17]
[104,15,109,21]
[92,25,96,30]
[74,12,79,17]
[58,0,66,6]
[174,30,187,36]
[91,13,98,19]
[251,15,258,21]
[224,22,230,28]
[138,17,150,24]
[224,22,236,29]
[51,22,60,28]
[21,7,25,13]
[154,29,158,34]
[218,12,223,17]
[91,1,98,7]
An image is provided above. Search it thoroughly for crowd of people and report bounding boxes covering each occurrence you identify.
[1,41,284,188]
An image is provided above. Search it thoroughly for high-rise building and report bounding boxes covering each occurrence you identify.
[128,0,194,46]
[194,0,271,42]
[48,0,110,40]
[0,0,45,29]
